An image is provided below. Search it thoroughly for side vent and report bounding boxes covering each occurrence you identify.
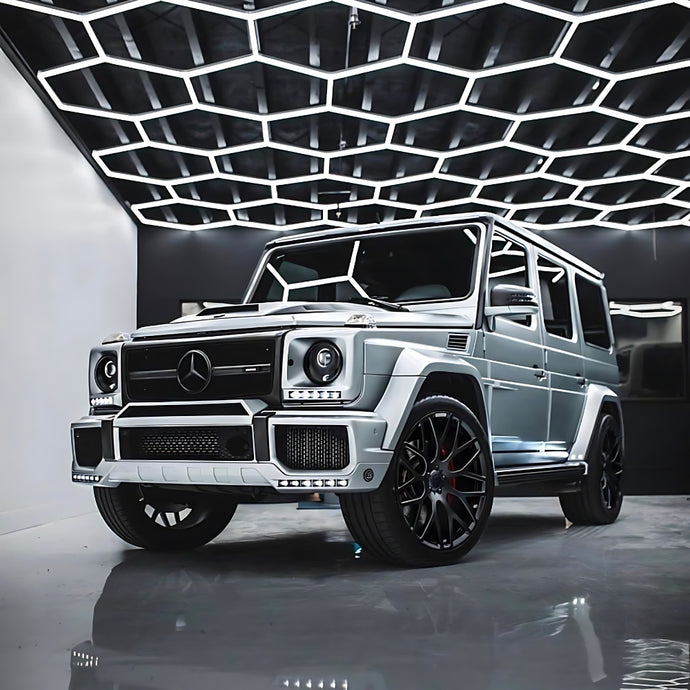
[447,333,469,352]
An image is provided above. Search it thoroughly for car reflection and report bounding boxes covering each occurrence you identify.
[66,539,657,690]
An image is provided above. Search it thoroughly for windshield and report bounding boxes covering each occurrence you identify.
[250,225,482,305]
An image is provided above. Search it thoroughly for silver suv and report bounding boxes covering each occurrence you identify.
[71,214,623,566]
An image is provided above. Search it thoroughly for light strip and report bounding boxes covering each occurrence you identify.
[609,301,683,318]
[2,0,688,231]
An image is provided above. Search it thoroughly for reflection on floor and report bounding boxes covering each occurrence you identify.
[1,497,688,690]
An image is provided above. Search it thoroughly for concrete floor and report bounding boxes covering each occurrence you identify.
[1,496,688,690]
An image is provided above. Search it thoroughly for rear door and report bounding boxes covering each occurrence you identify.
[537,254,586,450]
[573,274,618,387]
[483,230,549,465]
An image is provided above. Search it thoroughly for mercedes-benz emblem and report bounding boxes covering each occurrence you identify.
[176,350,212,394]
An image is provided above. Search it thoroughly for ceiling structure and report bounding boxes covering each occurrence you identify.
[0,0,689,232]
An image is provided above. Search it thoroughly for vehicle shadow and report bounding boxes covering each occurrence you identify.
[481,512,567,546]
[111,508,570,576]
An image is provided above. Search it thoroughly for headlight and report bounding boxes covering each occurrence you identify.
[304,341,342,385]
[95,354,118,392]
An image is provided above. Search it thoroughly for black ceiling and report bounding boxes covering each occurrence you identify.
[0,0,689,231]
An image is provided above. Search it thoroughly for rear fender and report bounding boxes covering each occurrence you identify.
[569,384,624,468]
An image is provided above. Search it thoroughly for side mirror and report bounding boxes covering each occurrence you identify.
[485,284,539,329]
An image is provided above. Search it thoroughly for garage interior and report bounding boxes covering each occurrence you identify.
[0,0,688,688]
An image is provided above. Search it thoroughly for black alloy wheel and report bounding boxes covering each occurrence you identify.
[560,413,624,525]
[340,396,494,566]
[395,407,489,550]
[599,416,624,511]
[94,484,237,550]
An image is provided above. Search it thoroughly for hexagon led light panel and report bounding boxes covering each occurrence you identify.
[0,0,689,231]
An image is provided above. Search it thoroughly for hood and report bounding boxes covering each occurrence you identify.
[131,302,474,341]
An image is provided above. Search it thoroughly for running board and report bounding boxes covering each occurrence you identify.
[495,462,587,486]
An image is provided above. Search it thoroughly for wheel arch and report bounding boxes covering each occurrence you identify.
[415,371,489,434]
[374,347,488,450]
[570,384,624,466]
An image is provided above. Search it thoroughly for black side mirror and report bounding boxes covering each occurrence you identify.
[486,284,539,329]
[490,284,539,308]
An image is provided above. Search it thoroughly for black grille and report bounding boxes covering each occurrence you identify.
[124,338,275,402]
[118,403,246,418]
[275,426,349,471]
[119,426,253,461]
[73,427,102,468]
[447,333,469,351]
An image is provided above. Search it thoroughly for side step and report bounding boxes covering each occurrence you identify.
[496,462,586,486]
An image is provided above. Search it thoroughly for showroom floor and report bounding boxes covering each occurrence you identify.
[1,496,688,690]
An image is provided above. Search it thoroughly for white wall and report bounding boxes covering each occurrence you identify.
[0,51,137,534]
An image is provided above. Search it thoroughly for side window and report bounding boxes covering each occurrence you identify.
[488,233,531,326]
[537,255,573,339]
[575,275,612,349]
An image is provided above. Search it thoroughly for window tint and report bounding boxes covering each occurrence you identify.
[538,256,573,339]
[488,233,531,325]
[575,275,611,349]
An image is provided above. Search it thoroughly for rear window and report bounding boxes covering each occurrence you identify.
[575,275,611,349]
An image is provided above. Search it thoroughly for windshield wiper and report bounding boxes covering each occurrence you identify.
[344,296,408,312]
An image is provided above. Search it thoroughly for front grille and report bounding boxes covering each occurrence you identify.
[119,426,254,461]
[124,338,275,402]
[275,426,350,471]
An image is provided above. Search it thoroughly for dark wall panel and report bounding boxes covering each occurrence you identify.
[137,226,281,327]
[539,227,690,495]
[138,224,690,494]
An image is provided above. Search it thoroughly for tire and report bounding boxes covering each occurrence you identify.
[94,484,237,550]
[340,396,494,567]
[559,413,623,525]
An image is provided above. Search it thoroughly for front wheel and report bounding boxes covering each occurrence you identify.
[340,396,494,567]
[94,484,237,550]
[559,413,624,525]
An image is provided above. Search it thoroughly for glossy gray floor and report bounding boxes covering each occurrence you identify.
[1,497,688,690]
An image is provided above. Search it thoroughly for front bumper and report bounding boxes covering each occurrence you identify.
[70,401,392,492]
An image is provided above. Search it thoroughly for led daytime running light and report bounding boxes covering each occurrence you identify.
[277,478,349,488]
[286,389,342,400]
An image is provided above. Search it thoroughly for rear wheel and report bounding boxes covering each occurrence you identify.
[340,396,494,567]
[94,484,237,550]
[559,413,623,525]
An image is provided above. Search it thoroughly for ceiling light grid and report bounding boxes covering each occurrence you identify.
[1,0,689,231]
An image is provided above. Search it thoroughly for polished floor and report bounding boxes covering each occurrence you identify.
[1,496,688,690]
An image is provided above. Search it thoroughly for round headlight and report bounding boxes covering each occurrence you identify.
[304,341,342,385]
[95,354,118,393]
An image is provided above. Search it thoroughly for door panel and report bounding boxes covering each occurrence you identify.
[548,347,586,447]
[485,321,549,465]
[484,232,548,466]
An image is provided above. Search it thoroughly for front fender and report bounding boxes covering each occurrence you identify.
[371,345,486,450]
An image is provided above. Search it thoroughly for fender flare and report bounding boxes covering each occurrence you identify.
[569,383,624,467]
[373,346,487,450]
